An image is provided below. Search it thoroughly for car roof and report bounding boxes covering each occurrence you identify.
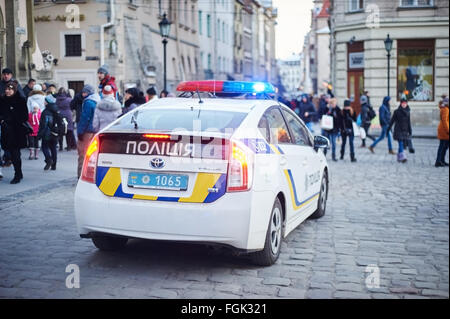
[141,97,280,113]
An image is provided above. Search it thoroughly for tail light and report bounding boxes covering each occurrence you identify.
[227,141,253,192]
[81,136,99,183]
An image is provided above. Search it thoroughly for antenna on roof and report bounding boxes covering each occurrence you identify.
[196,87,203,104]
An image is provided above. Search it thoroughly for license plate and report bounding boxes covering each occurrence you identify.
[128,172,189,191]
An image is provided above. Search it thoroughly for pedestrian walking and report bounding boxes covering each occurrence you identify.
[146,87,158,102]
[298,94,317,132]
[37,95,64,170]
[26,84,46,112]
[93,85,122,132]
[97,65,118,98]
[0,81,28,184]
[0,68,25,99]
[123,87,146,115]
[340,99,357,162]
[360,95,376,147]
[77,85,100,178]
[27,103,41,160]
[323,98,343,161]
[56,88,76,151]
[70,91,84,126]
[435,95,449,167]
[368,96,396,155]
[388,97,412,163]
[23,78,36,99]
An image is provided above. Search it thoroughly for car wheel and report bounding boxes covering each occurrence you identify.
[309,171,328,219]
[251,198,283,266]
[92,236,128,251]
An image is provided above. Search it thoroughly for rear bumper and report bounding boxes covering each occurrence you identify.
[74,180,274,250]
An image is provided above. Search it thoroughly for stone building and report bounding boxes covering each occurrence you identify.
[233,0,245,80]
[278,53,303,100]
[33,0,201,94]
[329,0,449,123]
[0,0,43,84]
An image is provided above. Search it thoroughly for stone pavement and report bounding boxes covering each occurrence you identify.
[0,139,448,299]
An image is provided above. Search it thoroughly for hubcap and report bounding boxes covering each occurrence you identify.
[270,207,282,255]
[320,177,327,211]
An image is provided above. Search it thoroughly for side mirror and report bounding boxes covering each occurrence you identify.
[314,135,330,151]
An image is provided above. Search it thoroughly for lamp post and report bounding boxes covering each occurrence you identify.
[384,34,393,97]
[159,13,171,92]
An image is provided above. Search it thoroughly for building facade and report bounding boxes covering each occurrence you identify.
[278,53,303,100]
[329,0,449,123]
[34,0,201,94]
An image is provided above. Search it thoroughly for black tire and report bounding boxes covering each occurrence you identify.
[251,198,283,266]
[309,171,328,219]
[92,236,128,251]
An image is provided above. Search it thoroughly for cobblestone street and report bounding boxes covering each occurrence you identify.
[0,139,448,299]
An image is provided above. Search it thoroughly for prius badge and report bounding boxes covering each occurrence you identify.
[150,158,165,169]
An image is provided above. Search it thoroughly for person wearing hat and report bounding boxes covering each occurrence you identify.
[56,87,76,151]
[359,94,376,147]
[92,85,122,133]
[340,99,357,162]
[0,80,28,184]
[435,95,449,167]
[26,84,46,112]
[37,94,64,170]
[77,84,100,177]
[97,65,118,98]
[368,96,396,155]
[388,97,413,163]
[0,68,25,99]
[146,87,158,102]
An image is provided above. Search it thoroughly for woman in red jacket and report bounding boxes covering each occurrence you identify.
[435,96,449,167]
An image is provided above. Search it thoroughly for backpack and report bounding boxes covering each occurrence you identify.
[368,106,376,121]
[50,112,67,137]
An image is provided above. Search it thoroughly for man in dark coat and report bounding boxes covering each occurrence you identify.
[0,81,28,183]
[368,96,395,155]
[22,78,36,99]
[0,68,25,99]
[360,95,376,147]
[298,94,317,132]
[70,92,84,125]
[388,97,412,163]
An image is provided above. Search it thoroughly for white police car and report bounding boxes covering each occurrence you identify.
[74,81,330,266]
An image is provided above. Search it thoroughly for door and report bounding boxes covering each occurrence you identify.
[348,71,364,115]
[68,81,85,94]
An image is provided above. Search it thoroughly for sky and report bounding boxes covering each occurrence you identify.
[272,0,314,60]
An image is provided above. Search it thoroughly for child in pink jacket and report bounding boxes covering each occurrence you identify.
[28,104,41,160]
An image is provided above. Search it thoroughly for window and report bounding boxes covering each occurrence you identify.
[64,34,82,57]
[198,10,202,35]
[397,39,435,101]
[265,108,292,144]
[349,0,364,12]
[400,0,433,7]
[258,115,271,143]
[207,14,211,37]
[281,109,312,146]
[207,53,212,70]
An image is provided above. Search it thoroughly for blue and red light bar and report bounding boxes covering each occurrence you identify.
[176,81,276,95]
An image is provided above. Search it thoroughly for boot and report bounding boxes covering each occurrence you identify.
[51,162,56,171]
[44,159,53,171]
[368,146,375,154]
[10,175,21,184]
[332,154,338,162]
[34,149,39,160]
[389,149,396,155]
[351,154,357,162]
[28,149,34,160]
[397,152,407,163]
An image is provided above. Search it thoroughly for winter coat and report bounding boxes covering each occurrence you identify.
[37,103,64,142]
[77,93,100,136]
[379,97,391,127]
[70,92,84,124]
[0,93,28,150]
[341,108,356,137]
[437,106,449,141]
[298,98,317,124]
[28,110,41,137]
[0,79,25,99]
[360,103,372,127]
[56,95,74,131]
[318,99,329,119]
[23,85,33,99]
[26,90,46,112]
[93,96,122,132]
[324,106,343,134]
[98,75,118,98]
[123,95,146,115]
[388,106,412,141]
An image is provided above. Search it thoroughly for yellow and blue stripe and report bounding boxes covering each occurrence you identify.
[96,167,227,203]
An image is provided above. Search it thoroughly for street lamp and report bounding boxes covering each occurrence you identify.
[384,34,393,97]
[159,13,171,92]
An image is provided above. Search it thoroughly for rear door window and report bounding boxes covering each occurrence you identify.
[264,107,292,144]
[281,109,312,147]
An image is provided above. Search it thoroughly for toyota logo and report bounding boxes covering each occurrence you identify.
[150,158,165,169]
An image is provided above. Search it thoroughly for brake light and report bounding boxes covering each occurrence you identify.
[143,134,171,140]
[227,141,253,192]
[81,136,99,183]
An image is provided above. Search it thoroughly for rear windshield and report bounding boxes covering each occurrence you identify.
[108,108,248,133]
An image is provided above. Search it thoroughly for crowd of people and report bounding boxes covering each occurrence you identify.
[0,64,448,184]
[282,90,449,166]
[0,66,166,184]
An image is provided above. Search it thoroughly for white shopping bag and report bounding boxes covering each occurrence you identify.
[321,115,334,130]
[352,121,360,136]
[359,126,367,139]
